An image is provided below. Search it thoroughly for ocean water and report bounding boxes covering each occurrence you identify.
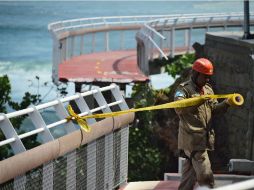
[0,1,247,102]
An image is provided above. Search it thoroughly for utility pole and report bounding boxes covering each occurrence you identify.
[243,0,253,39]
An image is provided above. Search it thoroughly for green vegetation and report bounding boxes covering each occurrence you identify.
[128,83,161,180]
[165,53,194,78]
[128,53,195,181]
[0,75,40,160]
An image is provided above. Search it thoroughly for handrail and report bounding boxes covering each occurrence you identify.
[48,12,246,31]
[135,12,254,75]
[0,83,129,155]
[49,12,252,33]
[48,12,254,84]
[49,15,177,30]
[0,112,135,184]
[0,85,114,121]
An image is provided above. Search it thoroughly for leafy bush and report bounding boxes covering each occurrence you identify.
[165,53,194,78]
[128,83,162,181]
[0,75,40,160]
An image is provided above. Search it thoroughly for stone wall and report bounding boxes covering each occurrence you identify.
[203,32,254,167]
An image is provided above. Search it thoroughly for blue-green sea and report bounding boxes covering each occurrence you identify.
[0,1,248,102]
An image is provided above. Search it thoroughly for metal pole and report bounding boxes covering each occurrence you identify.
[243,0,251,39]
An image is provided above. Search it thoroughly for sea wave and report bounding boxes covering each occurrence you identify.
[0,24,45,32]
[0,60,51,72]
[0,60,76,103]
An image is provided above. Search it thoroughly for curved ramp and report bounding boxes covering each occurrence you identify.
[59,50,149,84]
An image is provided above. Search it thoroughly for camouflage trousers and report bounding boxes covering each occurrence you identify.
[178,150,214,190]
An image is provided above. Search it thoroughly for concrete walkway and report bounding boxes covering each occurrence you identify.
[120,181,179,190]
[120,173,254,190]
[59,50,148,83]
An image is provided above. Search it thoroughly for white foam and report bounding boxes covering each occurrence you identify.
[0,64,74,102]
[149,73,174,90]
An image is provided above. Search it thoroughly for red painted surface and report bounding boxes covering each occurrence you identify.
[153,181,180,190]
[59,50,149,83]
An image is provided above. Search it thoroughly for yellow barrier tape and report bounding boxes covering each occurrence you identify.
[66,93,244,132]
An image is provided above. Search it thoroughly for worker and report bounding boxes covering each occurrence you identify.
[174,58,232,189]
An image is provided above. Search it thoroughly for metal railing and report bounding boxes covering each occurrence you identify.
[49,15,174,84]
[0,83,132,189]
[0,84,128,154]
[48,12,254,84]
[136,12,254,75]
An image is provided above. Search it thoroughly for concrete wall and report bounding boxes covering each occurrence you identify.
[203,32,254,166]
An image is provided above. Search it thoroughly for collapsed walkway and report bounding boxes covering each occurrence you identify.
[59,50,148,84]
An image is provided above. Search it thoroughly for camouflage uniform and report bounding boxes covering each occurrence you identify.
[174,79,228,190]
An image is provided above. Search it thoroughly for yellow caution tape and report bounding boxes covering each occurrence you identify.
[66,93,244,132]
[66,105,91,132]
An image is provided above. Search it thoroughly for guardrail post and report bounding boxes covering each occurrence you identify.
[188,18,196,52]
[28,105,54,143]
[61,39,67,62]
[75,93,97,125]
[70,36,75,58]
[93,88,112,113]
[74,93,97,190]
[54,100,77,134]
[121,31,124,50]
[105,32,109,51]
[52,35,61,85]
[66,37,70,60]
[92,33,96,53]
[206,17,213,32]
[159,30,164,59]
[0,113,26,154]
[184,29,188,50]
[150,32,154,59]
[110,84,128,110]
[187,28,192,53]
[93,87,114,190]
[80,35,84,55]
[110,84,129,184]
[144,37,150,75]
[170,27,175,58]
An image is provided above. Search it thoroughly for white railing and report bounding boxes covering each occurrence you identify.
[0,84,128,155]
[49,12,254,83]
[49,15,174,84]
[135,12,254,75]
[0,84,132,189]
[49,14,187,34]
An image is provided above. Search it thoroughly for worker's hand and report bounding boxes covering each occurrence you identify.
[203,96,211,101]
[202,96,212,104]
[225,98,233,106]
[225,94,244,107]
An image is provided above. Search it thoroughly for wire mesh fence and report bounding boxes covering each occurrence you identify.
[0,126,129,190]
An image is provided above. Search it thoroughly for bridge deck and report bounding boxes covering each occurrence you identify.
[59,50,149,84]
[59,48,191,84]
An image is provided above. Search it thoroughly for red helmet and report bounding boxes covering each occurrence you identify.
[192,58,214,75]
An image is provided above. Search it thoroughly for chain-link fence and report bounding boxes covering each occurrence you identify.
[0,126,129,190]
